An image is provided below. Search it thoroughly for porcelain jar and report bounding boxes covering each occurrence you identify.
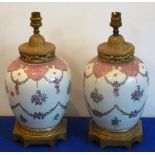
[5,12,71,130]
[84,12,149,132]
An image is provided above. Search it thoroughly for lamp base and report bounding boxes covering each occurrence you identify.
[13,118,67,147]
[89,120,143,149]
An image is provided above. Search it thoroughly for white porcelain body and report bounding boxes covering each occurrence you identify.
[84,56,149,131]
[5,56,71,130]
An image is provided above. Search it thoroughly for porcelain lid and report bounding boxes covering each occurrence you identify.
[98,12,135,63]
[19,12,55,64]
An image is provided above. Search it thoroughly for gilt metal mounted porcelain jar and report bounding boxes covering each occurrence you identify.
[84,12,149,132]
[5,12,71,130]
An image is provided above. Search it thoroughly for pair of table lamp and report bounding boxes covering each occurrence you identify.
[5,12,149,148]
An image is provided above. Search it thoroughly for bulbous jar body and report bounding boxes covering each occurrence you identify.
[84,56,149,131]
[5,56,71,130]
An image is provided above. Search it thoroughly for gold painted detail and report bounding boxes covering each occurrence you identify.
[13,118,67,147]
[89,119,143,149]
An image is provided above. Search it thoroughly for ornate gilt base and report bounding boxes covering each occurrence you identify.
[89,120,143,149]
[13,118,67,147]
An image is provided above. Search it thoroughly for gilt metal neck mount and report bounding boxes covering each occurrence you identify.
[98,12,135,64]
[19,12,56,64]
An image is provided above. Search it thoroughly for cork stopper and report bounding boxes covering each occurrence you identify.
[19,12,55,64]
[98,12,135,63]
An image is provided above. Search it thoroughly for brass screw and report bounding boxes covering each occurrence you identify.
[30,12,42,34]
[110,12,122,35]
